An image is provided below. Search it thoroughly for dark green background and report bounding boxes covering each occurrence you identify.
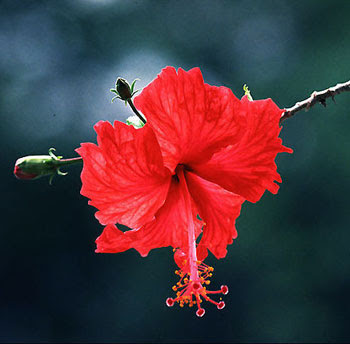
[1,0,350,342]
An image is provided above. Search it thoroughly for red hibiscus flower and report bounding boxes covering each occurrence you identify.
[77,67,292,317]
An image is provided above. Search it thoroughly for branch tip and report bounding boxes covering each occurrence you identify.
[280,79,350,123]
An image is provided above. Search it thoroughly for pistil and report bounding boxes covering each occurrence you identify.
[166,168,229,317]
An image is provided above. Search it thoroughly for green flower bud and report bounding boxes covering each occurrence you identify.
[14,149,82,184]
[116,78,132,101]
[110,77,140,103]
[14,155,58,180]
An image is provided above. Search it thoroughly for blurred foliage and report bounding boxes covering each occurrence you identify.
[1,0,350,342]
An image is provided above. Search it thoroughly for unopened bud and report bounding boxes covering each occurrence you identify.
[110,77,140,103]
[14,155,58,180]
[14,148,82,184]
[116,78,132,101]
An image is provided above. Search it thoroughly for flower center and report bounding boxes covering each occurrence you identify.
[166,255,228,317]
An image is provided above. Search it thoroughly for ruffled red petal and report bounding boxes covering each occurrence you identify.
[185,171,245,259]
[94,224,134,253]
[95,177,203,257]
[77,121,171,228]
[191,96,292,203]
[133,67,242,172]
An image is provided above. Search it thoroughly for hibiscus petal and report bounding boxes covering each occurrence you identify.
[77,121,171,228]
[133,67,242,172]
[95,177,203,257]
[191,96,293,203]
[185,171,245,259]
[94,224,134,253]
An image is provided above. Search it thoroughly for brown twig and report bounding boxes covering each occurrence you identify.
[280,80,350,124]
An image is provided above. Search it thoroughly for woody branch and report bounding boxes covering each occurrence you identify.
[280,80,350,123]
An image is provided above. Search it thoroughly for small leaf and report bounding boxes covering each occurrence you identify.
[126,115,145,128]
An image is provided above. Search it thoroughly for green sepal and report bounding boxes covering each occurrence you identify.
[57,168,68,176]
[131,89,140,97]
[111,95,121,103]
[49,174,55,185]
[130,78,140,94]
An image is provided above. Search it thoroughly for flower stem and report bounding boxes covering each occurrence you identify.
[55,157,83,166]
[127,98,146,124]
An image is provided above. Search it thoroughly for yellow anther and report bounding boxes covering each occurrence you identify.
[205,280,210,285]
[172,286,177,291]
